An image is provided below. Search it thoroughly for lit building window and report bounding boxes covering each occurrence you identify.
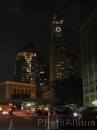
[34,53,36,57]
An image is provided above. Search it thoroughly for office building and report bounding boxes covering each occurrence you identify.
[15,43,39,84]
[38,57,49,87]
[79,7,97,107]
[65,54,78,79]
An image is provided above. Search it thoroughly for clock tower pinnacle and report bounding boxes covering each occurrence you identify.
[51,14,64,40]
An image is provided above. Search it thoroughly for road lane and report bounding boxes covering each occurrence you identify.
[0,114,97,130]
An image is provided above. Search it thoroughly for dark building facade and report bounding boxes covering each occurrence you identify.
[50,14,65,81]
[38,57,49,87]
[65,54,78,79]
[52,78,83,105]
[15,43,39,84]
[79,7,97,107]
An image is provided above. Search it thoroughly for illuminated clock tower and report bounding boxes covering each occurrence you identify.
[50,14,65,81]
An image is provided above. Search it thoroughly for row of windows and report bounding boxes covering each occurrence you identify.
[84,86,97,94]
[84,94,97,106]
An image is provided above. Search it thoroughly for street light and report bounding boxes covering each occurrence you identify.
[92,100,97,106]
[92,101,95,106]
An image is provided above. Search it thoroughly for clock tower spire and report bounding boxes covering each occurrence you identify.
[50,13,66,82]
[51,14,64,40]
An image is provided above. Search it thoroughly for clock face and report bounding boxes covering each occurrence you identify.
[56,27,61,32]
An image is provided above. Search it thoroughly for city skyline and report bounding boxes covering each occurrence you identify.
[0,0,97,82]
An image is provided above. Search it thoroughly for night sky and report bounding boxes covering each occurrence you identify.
[0,0,97,82]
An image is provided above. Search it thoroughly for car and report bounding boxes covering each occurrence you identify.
[1,110,9,115]
[36,108,49,116]
[81,107,97,128]
[12,110,18,115]
[57,107,79,128]
[81,107,97,121]
[48,106,80,128]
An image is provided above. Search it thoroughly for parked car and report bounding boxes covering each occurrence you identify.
[81,107,97,121]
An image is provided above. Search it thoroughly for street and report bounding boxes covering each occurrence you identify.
[0,114,47,130]
[0,114,97,130]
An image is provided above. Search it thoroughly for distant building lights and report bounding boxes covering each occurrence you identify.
[40,72,44,74]
[0,107,2,111]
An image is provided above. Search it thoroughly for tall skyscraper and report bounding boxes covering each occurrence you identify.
[79,7,97,107]
[65,54,78,79]
[15,43,39,84]
[50,14,65,81]
[38,57,49,87]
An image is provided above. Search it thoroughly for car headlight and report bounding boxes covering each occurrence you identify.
[73,112,78,117]
[2,111,9,115]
